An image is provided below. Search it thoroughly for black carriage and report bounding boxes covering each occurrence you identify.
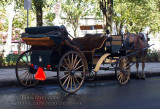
[16,25,130,93]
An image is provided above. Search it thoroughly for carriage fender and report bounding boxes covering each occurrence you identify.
[94,53,110,72]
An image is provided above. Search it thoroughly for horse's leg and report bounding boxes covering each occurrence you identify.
[141,61,146,79]
[136,58,141,79]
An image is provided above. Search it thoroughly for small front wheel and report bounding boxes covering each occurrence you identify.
[115,57,130,85]
[57,51,86,93]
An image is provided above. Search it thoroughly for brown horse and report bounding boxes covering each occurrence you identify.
[123,32,149,79]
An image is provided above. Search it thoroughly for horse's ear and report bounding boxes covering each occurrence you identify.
[146,32,150,41]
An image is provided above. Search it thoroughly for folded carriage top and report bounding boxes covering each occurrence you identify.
[21,26,68,46]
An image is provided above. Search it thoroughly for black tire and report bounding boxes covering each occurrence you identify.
[57,50,85,93]
[15,50,39,87]
[115,57,130,85]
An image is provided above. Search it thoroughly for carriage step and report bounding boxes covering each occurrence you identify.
[100,67,109,70]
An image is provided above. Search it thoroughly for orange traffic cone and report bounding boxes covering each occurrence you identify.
[35,67,46,81]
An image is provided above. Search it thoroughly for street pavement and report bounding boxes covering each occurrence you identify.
[0,62,160,87]
[1,77,160,109]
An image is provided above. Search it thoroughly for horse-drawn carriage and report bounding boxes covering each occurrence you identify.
[15,25,150,93]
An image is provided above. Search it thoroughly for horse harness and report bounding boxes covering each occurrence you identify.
[127,33,138,50]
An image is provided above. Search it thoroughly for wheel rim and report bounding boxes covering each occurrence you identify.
[15,50,39,87]
[116,57,130,85]
[58,51,85,93]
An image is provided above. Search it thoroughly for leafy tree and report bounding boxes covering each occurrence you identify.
[113,0,154,34]
[61,0,96,37]
[2,0,15,57]
[149,0,160,33]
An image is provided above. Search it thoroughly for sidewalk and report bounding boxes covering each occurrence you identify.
[0,62,160,87]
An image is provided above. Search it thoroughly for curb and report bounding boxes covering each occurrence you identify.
[0,72,160,88]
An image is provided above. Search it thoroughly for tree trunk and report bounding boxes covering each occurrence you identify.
[106,0,113,33]
[73,27,77,38]
[18,39,21,55]
[115,21,118,35]
[100,0,107,31]
[4,2,15,57]
[100,0,113,33]
[35,4,43,27]
[118,23,123,35]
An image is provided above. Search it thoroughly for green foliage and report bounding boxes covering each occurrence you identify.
[0,53,20,67]
[61,0,97,37]
[44,13,55,26]
[6,54,20,63]
[0,54,4,67]
[1,0,160,37]
[113,0,155,33]
[146,49,160,62]
[2,54,19,67]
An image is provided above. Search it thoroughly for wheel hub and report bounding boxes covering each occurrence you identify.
[122,69,128,75]
[29,66,37,74]
[70,69,75,76]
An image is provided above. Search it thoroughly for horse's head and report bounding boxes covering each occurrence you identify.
[122,32,148,52]
[138,32,150,42]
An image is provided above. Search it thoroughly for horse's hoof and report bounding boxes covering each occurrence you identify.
[141,74,146,80]
[136,75,141,79]
[141,76,146,80]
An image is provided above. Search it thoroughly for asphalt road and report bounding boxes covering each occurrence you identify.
[0,77,160,109]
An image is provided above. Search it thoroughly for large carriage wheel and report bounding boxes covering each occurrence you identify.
[15,50,39,87]
[57,51,86,93]
[115,57,130,85]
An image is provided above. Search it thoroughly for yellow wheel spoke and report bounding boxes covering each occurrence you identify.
[74,76,80,85]
[29,73,32,86]
[66,76,71,90]
[61,64,69,70]
[71,53,74,67]
[21,72,29,83]
[73,77,76,89]
[25,73,30,85]
[64,58,70,68]
[19,71,29,77]
[74,59,81,69]
[18,68,28,71]
[60,74,69,80]
[118,72,122,81]
[75,65,83,71]
[62,75,70,86]
[73,55,78,67]
[70,76,72,91]
[67,55,71,66]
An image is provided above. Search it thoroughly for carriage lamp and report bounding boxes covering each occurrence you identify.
[47,65,51,70]
[31,64,34,68]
